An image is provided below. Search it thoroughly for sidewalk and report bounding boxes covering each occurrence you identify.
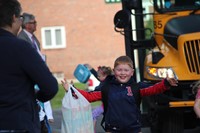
[50,109,61,133]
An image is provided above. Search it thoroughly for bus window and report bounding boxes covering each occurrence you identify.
[175,0,195,7]
[154,0,200,13]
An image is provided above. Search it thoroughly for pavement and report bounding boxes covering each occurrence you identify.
[50,109,62,133]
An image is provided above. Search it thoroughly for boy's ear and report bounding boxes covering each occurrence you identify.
[131,69,134,76]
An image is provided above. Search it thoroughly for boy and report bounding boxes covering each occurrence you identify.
[62,55,178,133]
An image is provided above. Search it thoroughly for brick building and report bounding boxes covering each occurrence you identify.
[18,0,125,82]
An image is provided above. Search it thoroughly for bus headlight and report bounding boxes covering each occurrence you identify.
[146,67,178,79]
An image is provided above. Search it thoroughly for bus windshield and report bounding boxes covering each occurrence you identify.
[153,0,200,13]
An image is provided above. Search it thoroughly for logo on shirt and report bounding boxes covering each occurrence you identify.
[126,86,133,96]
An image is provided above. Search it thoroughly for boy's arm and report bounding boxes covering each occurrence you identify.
[78,89,102,102]
[61,78,101,102]
[140,79,170,97]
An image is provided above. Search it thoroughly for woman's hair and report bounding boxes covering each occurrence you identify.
[0,0,22,27]
[192,80,200,95]
[114,55,134,69]
[97,66,113,76]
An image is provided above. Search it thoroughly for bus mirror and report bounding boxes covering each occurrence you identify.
[114,10,131,29]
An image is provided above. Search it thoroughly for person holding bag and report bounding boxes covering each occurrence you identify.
[61,82,94,133]
[62,55,178,133]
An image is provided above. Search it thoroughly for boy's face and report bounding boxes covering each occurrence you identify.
[113,64,134,83]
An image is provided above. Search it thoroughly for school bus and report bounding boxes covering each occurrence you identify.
[114,0,200,132]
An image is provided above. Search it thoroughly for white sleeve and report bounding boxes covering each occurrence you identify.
[44,101,54,120]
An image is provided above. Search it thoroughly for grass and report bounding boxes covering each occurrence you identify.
[50,83,101,109]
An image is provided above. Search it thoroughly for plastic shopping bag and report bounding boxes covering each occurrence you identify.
[61,85,94,133]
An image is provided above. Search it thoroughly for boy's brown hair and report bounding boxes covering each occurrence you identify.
[114,55,134,69]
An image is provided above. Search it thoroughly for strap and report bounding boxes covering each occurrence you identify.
[130,83,141,108]
[100,115,106,130]
[100,76,112,130]
[70,87,78,99]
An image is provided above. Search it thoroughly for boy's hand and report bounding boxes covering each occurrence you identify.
[166,78,178,86]
[61,78,69,92]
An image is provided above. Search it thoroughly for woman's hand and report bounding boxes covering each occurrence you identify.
[61,78,69,92]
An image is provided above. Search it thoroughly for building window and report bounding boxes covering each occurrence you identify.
[41,26,66,49]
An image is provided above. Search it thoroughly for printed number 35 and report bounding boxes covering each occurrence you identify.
[154,20,163,29]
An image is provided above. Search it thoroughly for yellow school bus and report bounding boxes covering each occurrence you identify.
[114,0,200,132]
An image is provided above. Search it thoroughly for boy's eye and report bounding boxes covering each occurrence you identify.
[115,69,121,71]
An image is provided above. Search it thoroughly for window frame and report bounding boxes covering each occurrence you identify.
[41,26,66,49]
